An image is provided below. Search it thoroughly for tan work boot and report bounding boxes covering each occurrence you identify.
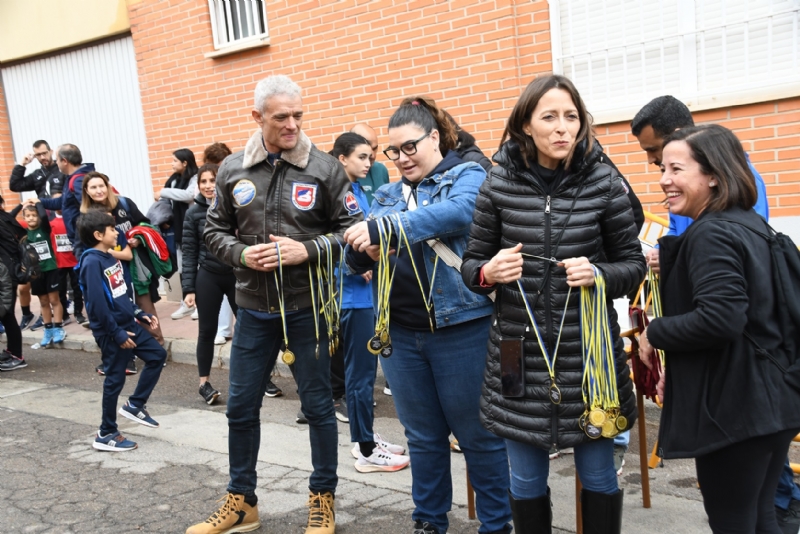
[305,491,335,533]
[186,492,260,534]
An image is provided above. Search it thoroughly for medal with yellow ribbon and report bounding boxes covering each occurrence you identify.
[369,218,397,356]
[395,213,438,334]
[272,243,295,365]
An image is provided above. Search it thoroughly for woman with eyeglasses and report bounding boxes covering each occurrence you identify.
[344,96,512,534]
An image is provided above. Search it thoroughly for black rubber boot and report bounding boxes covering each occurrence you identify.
[509,488,552,534]
[580,488,624,534]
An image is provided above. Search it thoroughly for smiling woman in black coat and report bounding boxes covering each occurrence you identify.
[461,75,645,533]
[639,124,800,534]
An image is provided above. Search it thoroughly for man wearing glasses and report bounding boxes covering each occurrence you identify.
[10,140,66,199]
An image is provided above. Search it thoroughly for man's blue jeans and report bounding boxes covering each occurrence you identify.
[506,436,619,499]
[381,316,512,534]
[227,308,338,497]
[775,457,800,509]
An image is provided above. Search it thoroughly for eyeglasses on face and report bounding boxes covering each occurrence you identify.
[383,132,431,161]
[33,151,50,158]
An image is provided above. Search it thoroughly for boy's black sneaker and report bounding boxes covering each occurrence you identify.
[264,380,283,397]
[125,359,137,375]
[199,382,220,405]
[75,313,88,325]
[777,504,800,534]
[413,520,440,534]
[19,313,35,330]
[96,364,106,376]
[29,316,44,331]
[0,355,27,371]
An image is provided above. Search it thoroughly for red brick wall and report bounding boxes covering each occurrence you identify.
[127,0,800,217]
[0,83,20,206]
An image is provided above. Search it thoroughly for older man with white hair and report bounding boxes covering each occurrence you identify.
[187,75,362,534]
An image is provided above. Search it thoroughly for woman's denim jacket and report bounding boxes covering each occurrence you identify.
[346,161,493,329]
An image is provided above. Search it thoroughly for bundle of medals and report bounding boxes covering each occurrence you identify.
[368,214,438,358]
[274,236,344,366]
[578,270,626,439]
[648,267,666,369]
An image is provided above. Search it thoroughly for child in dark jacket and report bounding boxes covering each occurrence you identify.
[77,210,166,451]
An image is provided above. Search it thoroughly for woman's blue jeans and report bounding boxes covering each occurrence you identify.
[381,316,512,534]
[506,437,619,499]
[226,308,338,496]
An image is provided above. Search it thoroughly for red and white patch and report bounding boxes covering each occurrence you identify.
[343,191,361,215]
[292,183,318,211]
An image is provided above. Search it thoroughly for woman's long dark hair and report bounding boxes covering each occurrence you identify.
[501,75,594,169]
[171,148,198,189]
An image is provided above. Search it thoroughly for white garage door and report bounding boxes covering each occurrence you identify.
[2,36,153,211]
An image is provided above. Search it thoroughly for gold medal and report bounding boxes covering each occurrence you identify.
[578,412,588,430]
[368,335,383,354]
[282,350,295,365]
[601,419,617,438]
[380,344,393,358]
[380,329,389,344]
[549,382,562,405]
[585,424,602,439]
[615,415,628,431]
[589,408,606,427]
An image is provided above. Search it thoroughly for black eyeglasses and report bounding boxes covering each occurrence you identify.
[383,132,430,161]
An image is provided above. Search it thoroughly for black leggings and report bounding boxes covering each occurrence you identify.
[195,267,237,377]
[2,284,21,357]
[59,267,83,316]
[696,428,799,533]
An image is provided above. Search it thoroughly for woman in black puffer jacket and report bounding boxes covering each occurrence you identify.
[181,164,237,406]
[461,75,645,533]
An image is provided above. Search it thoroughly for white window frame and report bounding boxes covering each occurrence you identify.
[549,0,800,124]
[207,0,269,51]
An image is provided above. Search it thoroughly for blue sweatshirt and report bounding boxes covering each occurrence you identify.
[79,248,147,346]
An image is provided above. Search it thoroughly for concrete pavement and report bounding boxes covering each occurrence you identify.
[0,297,737,533]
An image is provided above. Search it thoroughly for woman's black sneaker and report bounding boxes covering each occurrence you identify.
[264,380,283,397]
[199,382,220,405]
[413,520,439,534]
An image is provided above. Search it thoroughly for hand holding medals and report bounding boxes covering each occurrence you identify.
[368,217,397,357]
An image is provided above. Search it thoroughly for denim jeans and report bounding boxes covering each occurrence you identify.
[341,308,377,443]
[775,457,800,509]
[506,436,619,499]
[96,322,166,435]
[227,308,338,496]
[381,316,512,534]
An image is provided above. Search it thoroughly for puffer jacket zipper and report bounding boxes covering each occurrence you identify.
[544,194,558,450]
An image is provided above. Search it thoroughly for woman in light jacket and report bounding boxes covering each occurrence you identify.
[345,97,512,534]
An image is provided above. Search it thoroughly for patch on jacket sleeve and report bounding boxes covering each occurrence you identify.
[292,183,318,211]
[232,180,256,207]
[619,177,629,194]
[343,191,362,216]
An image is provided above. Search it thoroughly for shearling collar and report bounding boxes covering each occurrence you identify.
[242,129,312,170]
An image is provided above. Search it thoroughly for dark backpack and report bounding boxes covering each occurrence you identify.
[720,217,800,392]
[16,236,42,284]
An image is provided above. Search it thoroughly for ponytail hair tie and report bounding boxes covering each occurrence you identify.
[412,101,420,105]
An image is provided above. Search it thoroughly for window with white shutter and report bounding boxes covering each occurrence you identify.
[207,0,269,50]
[549,0,800,123]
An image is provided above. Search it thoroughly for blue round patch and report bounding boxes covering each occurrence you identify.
[232,180,256,207]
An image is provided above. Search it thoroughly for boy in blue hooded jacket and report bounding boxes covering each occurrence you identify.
[77,210,166,451]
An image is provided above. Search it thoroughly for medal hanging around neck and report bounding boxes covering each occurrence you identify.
[517,279,571,405]
[273,244,295,365]
[579,269,623,439]
[368,218,398,357]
